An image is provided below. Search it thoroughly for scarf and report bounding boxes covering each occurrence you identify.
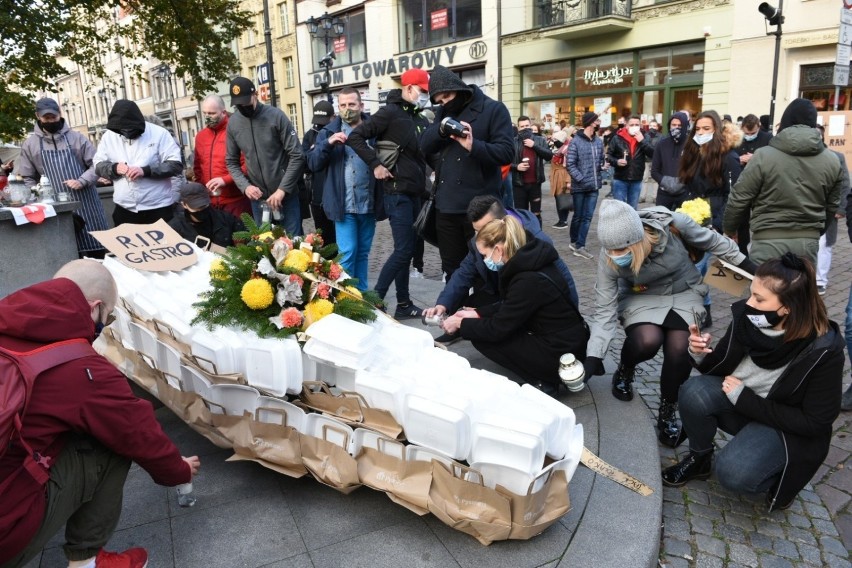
[731,300,813,370]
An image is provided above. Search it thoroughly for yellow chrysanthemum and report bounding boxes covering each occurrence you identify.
[209,258,229,281]
[676,198,711,226]
[241,278,275,310]
[304,298,334,323]
[256,231,274,242]
[340,286,362,300]
[283,249,311,272]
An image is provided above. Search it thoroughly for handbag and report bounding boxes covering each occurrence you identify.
[555,192,574,212]
[413,186,438,247]
[375,126,416,171]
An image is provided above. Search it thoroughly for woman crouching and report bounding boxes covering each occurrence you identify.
[441,216,588,396]
[662,254,845,511]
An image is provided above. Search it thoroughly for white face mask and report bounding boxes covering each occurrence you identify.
[417,93,430,109]
[743,133,758,142]
[693,133,713,146]
[628,125,640,136]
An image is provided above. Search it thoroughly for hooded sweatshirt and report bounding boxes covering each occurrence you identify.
[651,112,689,194]
[17,120,99,189]
[0,278,190,563]
[93,100,183,212]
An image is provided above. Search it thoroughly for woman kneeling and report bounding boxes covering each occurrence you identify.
[662,254,845,511]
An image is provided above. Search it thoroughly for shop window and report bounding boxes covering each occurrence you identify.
[523,62,572,98]
[311,11,366,70]
[575,53,634,93]
[398,0,482,53]
[639,43,704,87]
[800,63,851,111]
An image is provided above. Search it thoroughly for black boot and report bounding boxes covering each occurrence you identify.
[611,363,635,401]
[662,451,713,487]
[657,401,688,448]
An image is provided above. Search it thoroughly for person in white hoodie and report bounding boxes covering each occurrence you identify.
[94,100,183,226]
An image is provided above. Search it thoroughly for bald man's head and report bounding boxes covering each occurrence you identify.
[54,260,118,316]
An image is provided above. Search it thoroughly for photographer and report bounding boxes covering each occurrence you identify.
[511,116,553,227]
[421,65,514,280]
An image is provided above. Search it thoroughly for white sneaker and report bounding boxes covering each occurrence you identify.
[568,242,577,252]
[410,268,424,279]
[573,247,594,260]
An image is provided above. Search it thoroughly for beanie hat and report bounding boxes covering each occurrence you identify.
[582,112,599,128]
[778,98,817,132]
[428,65,473,104]
[597,200,644,250]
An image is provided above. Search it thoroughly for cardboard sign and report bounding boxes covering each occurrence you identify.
[91,220,197,272]
[703,257,753,297]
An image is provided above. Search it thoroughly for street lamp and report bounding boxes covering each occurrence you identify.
[155,64,184,157]
[307,12,345,100]
[759,2,784,130]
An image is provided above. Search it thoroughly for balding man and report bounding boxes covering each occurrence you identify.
[0,260,200,568]
[193,95,252,219]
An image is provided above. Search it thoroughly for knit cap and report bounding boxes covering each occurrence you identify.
[597,200,644,250]
[778,98,817,132]
[428,65,473,104]
[582,112,599,128]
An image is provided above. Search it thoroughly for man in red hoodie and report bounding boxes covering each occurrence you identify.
[0,260,199,568]
[194,95,252,219]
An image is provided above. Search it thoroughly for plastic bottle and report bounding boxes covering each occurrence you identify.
[176,482,196,507]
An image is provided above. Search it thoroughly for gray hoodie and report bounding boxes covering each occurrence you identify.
[18,121,98,189]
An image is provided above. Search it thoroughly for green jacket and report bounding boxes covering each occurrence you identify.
[723,125,843,237]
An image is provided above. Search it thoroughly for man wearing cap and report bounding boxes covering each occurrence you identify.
[224,76,305,235]
[18,98,109,257]
[420,65,514,280]
[307,88,383,293]
[301,100,336,244]
[346,69,430,318]
[724,98,844,264]
[168,182,245,248]
[193,94,252,219]
[566,111,605,260]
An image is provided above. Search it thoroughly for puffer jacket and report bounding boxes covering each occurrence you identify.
[695,303,845,511]
[607,128,655,181]
[566,130,604,193]
[586,207,746,360]
[724,125,844,237]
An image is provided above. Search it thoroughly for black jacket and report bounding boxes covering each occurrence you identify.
[607,129,655,181]
[346,90,428,196]
[421,85,514,214]
[694,302,845,510]
[301,126,324,206]
[511,133,553,186]
[458,236,587,380]
[683,150,742,230]
[736,129,773,157]
[651,112,689,195]
[168,207,244,248]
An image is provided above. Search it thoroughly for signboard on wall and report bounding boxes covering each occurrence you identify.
[817,110,852,168]
[334,37,347,54]
[431,9,448,30]
[540,102,555,131]
[594,97,612,127]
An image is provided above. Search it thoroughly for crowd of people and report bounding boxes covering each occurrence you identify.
[2,67,852,566]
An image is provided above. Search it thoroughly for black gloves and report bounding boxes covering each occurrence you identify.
[583,356,605,379]
[737,257,758,275]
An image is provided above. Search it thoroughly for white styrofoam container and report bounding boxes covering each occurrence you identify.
[303,413,354,449]
[155,310,195,344]
[353,368,413,423]
[482,397,561,454]
[312,361,357,390]
[244,336,303,396]
[111,305,133,345]
[349,428,399,458]
[518,383,578,460]
[256,397,306,431]
[209,384,259,417]
[469,461,535,496]
[403,391,472,460]
[214,328,246,376]
[156,339,183,382]
[190,328,238,375]
[406,445,455,470]
[562,423,584,482]
[413,348,470,382]
[303,314,378,369]
[181,364,213,401]
[128,321,158,368]
[367,323,434,370]
[468,421,546,475]
[301,349,318,382]
[128,292,159,322]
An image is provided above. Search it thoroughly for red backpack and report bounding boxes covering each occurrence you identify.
[0,338,94,491]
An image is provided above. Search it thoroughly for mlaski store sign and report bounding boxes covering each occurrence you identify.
[311,45,459,88]
[583,65,633,87]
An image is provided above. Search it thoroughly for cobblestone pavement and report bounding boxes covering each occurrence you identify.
[308,180,852,568]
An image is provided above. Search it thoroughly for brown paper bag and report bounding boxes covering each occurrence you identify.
[224,409,307,478]
[154,377,232,448]
[340,391,404,440]
[182,354,245,385]
[132,352,164,394]
[356,440,431,515]
[300,424,361,494]
[150,318,193,354]
[497,469,571,540]
[299,381,364,422]
[427,461,512,545]
[95,326,139,379]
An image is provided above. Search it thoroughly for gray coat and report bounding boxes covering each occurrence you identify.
[587,207,746,360]
[18,121,98,189]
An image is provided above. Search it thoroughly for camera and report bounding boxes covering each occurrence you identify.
[319,51,335,68]
[440,117,468,138]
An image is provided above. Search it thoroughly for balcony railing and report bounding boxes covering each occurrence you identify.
[535,0,632,28]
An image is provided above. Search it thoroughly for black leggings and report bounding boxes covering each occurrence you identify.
[620,313,692,403]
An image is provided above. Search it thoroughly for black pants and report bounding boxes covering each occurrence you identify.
[310,203,336,245]
[655,191,686,211]
[436,211,475,280]
[514,183,542,221]
[112,203,175,226]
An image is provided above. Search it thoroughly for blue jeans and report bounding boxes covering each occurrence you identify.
[679,375,786,494]
[695,252,712,307]
[569,191,598,248]
[846,283,852,364]
[612,179,642,210]
[335,213,376,291]
[501,175,514,209]
[250,194,303,236]
[375,194,419,304]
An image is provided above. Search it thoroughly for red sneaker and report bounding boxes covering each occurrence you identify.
[95,547,148,568]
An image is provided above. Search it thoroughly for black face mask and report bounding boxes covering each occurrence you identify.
[188,207,212,223]
[442,95,468,118]
[743,303,785,329]
[236,104,256,118]
[120,127,145,140]
[39,119,64,134]
[669,127,682,142]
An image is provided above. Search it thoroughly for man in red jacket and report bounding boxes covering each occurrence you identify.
[0,260,200,568]
[194,94,251,219]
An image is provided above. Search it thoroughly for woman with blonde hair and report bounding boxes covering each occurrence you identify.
[442,215,588,395]
[584,200,755,445]
[550,126,575,229]
[663,254,845,511]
